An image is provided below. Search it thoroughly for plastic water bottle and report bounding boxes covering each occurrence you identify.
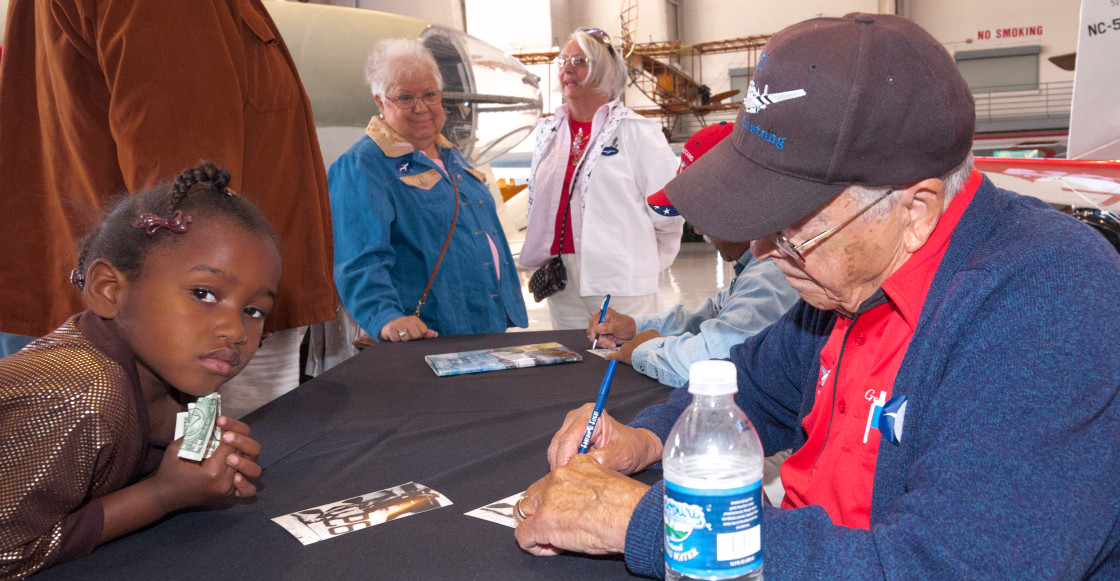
[664,360,764,581]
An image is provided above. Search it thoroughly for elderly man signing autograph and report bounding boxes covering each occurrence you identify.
[513,13,1120,580]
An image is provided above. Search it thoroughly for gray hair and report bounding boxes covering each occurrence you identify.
[364,38,443,99]
[847,154,976,219]
[570,29,628,101]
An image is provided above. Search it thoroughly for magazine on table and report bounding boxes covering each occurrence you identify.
[424,342,582,376]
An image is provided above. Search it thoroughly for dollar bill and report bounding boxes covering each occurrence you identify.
[176,393,221,461]
[174,412,185,441]
[207,395,222,457]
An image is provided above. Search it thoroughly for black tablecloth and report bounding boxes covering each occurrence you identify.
[39,329,675,580]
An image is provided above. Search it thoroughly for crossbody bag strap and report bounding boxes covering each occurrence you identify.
[554,144,592,257]
[556,186,573,252]
[414,169,460,317]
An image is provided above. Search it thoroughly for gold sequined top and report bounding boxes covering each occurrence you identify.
[1,312,161,579]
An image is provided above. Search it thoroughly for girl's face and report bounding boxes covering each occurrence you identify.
[112,218,281,398]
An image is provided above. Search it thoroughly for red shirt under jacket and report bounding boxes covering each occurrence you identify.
[550,118,591,255]
[780,171,983,528]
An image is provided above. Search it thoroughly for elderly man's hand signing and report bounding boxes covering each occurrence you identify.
[547,403,663,474]
[587,308,636,349]
[514,454,650,556]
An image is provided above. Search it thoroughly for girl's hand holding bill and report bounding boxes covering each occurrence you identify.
[215,415,262,497]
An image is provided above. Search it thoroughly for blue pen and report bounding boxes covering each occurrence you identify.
[591,294,611,349]
[578,359,618,454]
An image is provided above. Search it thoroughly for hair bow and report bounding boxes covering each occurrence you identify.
[69,268,86,291]
[132,210,192,236]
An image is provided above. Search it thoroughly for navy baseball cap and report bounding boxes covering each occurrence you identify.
[664,13,975,242]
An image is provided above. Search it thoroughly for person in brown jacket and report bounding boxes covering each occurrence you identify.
[0,0,336,416]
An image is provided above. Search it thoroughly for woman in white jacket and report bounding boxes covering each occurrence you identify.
[521,28,683,329]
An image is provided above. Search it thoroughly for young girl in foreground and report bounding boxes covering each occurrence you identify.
[0,163,280,578]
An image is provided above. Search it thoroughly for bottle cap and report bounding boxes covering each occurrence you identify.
[687,360,738,396]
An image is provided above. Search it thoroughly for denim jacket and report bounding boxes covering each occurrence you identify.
[629,253,799,386]
[329,117,527,339]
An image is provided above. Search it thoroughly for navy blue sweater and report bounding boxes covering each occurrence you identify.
[625,178,1120,579]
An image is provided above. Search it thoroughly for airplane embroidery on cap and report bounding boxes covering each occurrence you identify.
[743,80,807,114]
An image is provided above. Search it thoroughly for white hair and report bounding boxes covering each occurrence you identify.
[364,38,443,99]
[570,29,628,101]
[847,154,976,219]
[939,154,976,201]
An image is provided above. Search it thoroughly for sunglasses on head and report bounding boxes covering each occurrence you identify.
[578,28,616,57]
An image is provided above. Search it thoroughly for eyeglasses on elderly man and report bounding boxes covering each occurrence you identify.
[772,188,895,263]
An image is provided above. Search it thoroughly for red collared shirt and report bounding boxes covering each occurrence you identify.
[780,171,983,528]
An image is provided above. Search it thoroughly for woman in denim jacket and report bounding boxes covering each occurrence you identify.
[329,39,527,344]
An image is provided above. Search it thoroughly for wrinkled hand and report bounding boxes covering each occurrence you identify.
[514,454,650,556]
[587,308,636,349]
[547,403,663,474]
[215,415,262,497]
[605,329,661,366]
[380,316,438,342]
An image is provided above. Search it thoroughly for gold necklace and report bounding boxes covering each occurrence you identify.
[571,127,587,167]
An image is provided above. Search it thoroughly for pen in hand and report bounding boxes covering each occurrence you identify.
[591,294,611,349]
[578,360,618,454]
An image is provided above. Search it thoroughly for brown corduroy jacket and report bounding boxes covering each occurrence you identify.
[0,0,336,337]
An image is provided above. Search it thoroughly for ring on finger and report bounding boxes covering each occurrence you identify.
[514,496,528,520]
[398,330,408,339]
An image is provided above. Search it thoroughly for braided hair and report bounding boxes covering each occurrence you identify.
[72,162,278,290]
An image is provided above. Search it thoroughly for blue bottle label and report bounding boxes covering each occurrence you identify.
[664,479,763,578]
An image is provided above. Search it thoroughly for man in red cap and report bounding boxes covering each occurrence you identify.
[515,13,1120,579]
[587,122,798,389]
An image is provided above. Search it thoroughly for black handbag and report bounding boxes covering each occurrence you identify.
[528,255,567,302]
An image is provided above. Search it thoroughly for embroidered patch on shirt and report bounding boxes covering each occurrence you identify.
[602,137,620,156]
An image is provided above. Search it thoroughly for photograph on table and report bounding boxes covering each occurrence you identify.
[272,482,452,545]
[465,491,526,529]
